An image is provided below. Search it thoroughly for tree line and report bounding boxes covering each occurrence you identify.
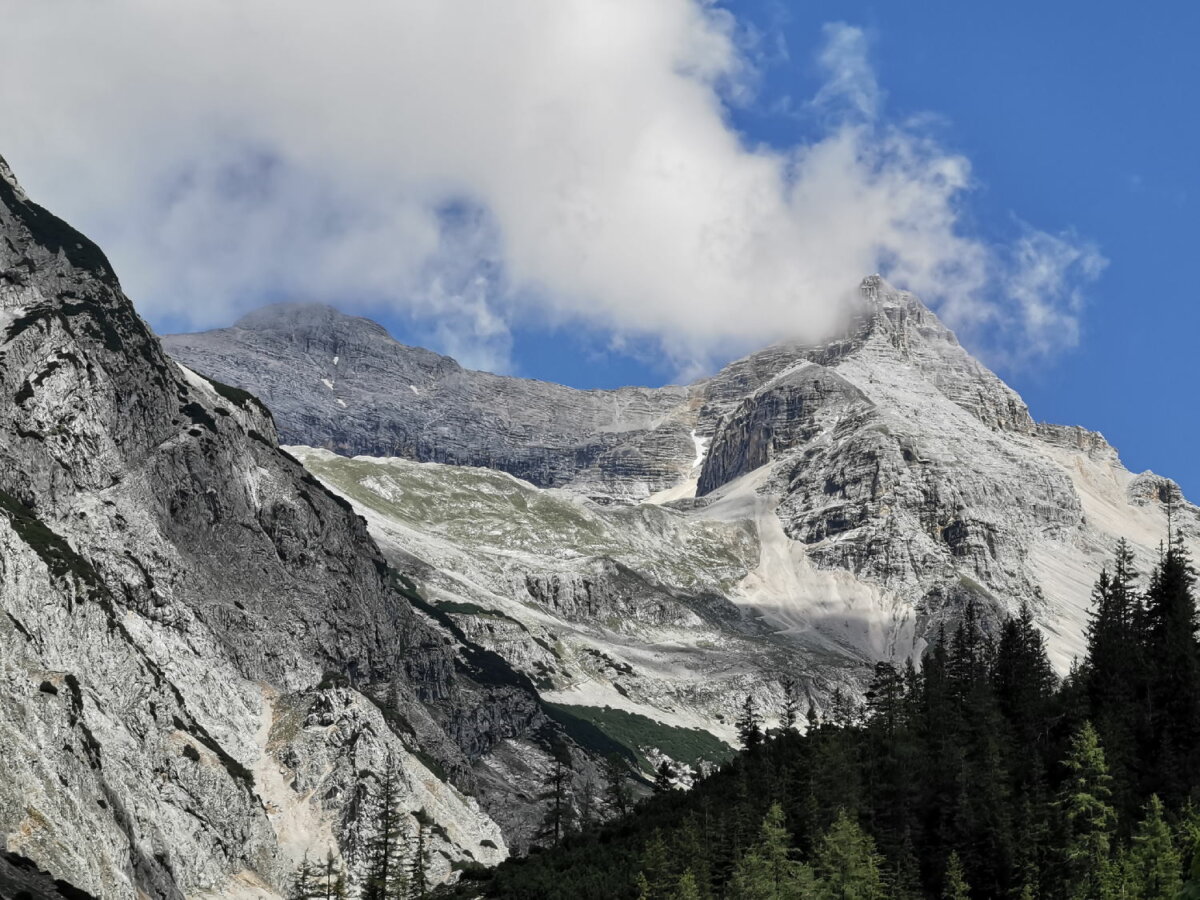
[454,533,1200,898]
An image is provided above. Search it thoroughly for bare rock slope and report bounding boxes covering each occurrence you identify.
[164,305,693,500]
[0,156,602,898]
[168,278,1199,692]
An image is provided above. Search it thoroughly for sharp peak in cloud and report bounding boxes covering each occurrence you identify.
[0,2,1102,379]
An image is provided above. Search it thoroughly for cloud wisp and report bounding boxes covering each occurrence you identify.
[0,3,1102,375]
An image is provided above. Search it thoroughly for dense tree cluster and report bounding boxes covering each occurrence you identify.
[454,535,1200,899]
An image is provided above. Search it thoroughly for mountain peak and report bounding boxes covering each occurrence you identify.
[233,301,392,339]
[859,272,896,297]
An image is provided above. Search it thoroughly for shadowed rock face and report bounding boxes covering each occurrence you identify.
[164,304,695,500]
[0,155,593,897]
[697,364,873,496]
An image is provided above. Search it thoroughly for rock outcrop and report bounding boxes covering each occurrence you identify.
[0,155,597,897]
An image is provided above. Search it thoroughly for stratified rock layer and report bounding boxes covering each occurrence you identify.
[165,304,694,500]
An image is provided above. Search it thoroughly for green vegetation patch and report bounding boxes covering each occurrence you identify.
[547,703,733,771]
[434,599,520,624]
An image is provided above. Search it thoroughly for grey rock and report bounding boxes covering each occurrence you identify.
[0,154,602,897]
[187,273,1200,688]
[163,305,694,500]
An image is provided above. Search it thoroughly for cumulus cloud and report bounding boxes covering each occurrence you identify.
[0,2,1101,374]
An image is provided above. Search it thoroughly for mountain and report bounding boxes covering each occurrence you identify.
[0,156,617,897]
[163,304,694,501]
[166,282,1199,727]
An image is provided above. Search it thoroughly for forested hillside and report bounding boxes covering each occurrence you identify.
[452,534,1200,899]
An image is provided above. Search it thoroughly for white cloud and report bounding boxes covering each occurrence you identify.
[0,3,1100,375]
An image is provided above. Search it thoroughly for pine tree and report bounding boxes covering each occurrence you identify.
[671,870,703,900]
[942,851,970,900]
[604,752,632,818]
[729,803,814,899]
[864,662,905,740]
[409,807,432,899]
[780,677,800,732]
[320,850,348,900]
[537,750,576,848]
[289,853,320,900]
[1142,534,1200,804]
[813,810,886,900]
[1083,541,1144,818]
[994,602,1057,742]
[361,756,410,900]
[806,703,820,732]
[1126,795,1182,899]
[671,815,713,900]
[577,772,601,828]
[737,694,764,752]
[639,830,675,900]
[1056,722,1116,900]
[829,687,860,729]
[1182,841,1200,900]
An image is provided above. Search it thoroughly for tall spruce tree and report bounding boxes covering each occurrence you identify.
[670,870,704,900]
[361,756,410,900]
[537,749,576,848]
[1142,534,1200,804]
[289,853,320,900]
[1126,794,1182,899]
[1056,722,1116,900]
[639,830,675,900]
[409,807,432,899]
[942,851,970,900]
[1084,540,1145,819]
[737,694,764,752]
[813,810,886,900]
[320,850,348,900]
[729,803,814,899]
[780,677,800,732]
[603,752,632,818]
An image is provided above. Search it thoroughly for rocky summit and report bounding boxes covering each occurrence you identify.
[0,155,623,898]
[6,139,1200,899]
[168,277,1199,690]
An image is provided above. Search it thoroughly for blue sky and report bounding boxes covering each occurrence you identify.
[368,1,1200,495]
[1,2,1195,495]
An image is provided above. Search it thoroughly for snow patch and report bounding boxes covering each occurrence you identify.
[410,384,420,395]
[336,398,347,407]
[175,362,220,401]
[332,355,339,366]
[690,429,708,470]
[320,378,334,390]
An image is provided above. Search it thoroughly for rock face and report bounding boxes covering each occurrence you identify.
[163,305,694,500]
[288,446,825,751]
[697,364,872,496]
[169,274,1199,683]
[0,156,604,897]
